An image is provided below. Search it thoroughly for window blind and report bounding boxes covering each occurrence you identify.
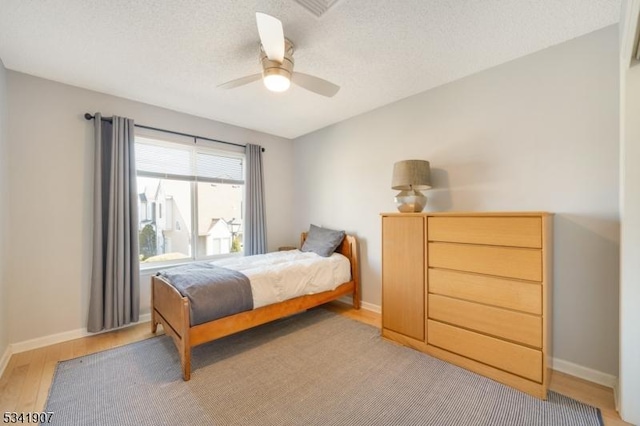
[135,138,244,184]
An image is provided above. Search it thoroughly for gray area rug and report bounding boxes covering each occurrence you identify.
[45,309,602,425]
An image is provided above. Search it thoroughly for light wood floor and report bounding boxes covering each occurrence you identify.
[0,302,629,425]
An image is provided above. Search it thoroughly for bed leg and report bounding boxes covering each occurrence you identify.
[151,313,158,334]
[151,279,158,333]
[181,348,191,381]
[353,292,361,310]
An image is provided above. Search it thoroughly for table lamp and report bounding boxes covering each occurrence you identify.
[391,160,431,212]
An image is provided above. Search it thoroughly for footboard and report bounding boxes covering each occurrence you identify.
[151,275,192,380]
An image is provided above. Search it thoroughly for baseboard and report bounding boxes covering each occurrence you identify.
[332,300,616,390]
[337,296,381,314]
[552,357,618,388]
[10,313,151,355]
[6,301,380,355]
[614,379,620,412]
[333,299,615,389]
[0,345,11,378]
[359,300,381,314]
[5,310,618,394]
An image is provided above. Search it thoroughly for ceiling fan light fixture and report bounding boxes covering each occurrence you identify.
[217,14,340,97]
[263,68,291,92]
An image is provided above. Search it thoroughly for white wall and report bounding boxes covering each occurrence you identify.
[5,72,294,344]
[620,61,640,426]
[0,58,8,362]
[619,1,640,423]
[294,26,620,377]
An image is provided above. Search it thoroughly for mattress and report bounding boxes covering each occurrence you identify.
[211,249,352,309]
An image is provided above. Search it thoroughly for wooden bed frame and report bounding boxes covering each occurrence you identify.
[151,233,360,380]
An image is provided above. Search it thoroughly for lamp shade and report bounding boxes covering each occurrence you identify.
[391,160,431,190]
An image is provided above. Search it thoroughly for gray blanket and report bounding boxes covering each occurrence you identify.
[157,263,253,326]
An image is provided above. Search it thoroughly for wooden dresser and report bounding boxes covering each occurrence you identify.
[381,212,553,399]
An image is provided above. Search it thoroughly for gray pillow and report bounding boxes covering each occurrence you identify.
[301,224,346,257]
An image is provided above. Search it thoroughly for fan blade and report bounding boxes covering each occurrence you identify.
[217,73,262,89]
[291,72,340,97]
[256,12,285,63]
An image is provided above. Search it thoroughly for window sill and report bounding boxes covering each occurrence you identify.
[139,252,244,274]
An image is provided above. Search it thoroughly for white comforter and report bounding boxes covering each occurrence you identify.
[211,249,351,309]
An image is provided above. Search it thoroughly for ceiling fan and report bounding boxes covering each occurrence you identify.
[218,13,340,97]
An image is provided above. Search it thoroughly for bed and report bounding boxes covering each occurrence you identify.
[151,232,360,380]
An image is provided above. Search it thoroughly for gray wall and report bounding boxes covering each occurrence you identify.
[293,26,620,376]
[5,72,295,344]
[0,58,8,360]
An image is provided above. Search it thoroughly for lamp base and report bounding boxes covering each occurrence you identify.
[395,190,427,213]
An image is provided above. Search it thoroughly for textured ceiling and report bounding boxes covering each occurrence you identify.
[0,1,621,139]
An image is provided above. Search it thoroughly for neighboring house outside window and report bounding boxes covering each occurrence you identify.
[135,135,245,267]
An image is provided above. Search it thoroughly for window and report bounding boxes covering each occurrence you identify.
[135,136,245,266]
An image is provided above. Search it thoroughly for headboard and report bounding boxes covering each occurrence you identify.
[300,232,359,288]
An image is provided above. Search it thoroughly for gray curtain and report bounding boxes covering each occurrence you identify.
[244,144,266,255]
[88,114,140,332]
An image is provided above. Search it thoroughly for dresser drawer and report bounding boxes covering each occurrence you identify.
[428,320,542,382]
[428,294,542,348]
[428,216,542,248]
[429,242,542,281]
[428,269,541,314]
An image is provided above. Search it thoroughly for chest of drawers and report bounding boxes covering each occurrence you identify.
[381,212,552,399]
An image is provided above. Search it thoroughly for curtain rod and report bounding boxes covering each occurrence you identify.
[83,113,265,152]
